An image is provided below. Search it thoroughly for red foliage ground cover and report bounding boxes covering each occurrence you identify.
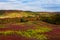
[0,23,60,40]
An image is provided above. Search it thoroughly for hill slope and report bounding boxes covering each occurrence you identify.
[0,10,60,40]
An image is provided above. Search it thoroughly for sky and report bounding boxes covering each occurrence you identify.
[0,0,60,12]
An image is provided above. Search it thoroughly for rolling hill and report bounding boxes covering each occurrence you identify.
[0,10,60,40]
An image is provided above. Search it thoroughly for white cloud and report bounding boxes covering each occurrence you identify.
[0,0,60,12]
[0,2,48,11]
[0,0,46,11]
[8,0,17,2]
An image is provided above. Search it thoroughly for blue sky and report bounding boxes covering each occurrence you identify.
[0,0,60,12]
